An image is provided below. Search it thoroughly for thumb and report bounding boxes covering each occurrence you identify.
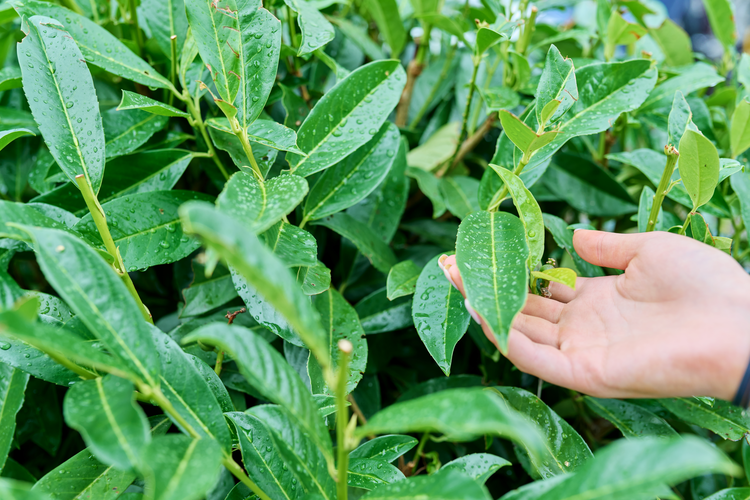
[573,230,648,270]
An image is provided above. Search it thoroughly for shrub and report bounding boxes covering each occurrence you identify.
[0,0,748,498]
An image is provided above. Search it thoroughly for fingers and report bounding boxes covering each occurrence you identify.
[439,255,465,296]
[548,280,579,303]
[573,229,650,270]
[513,312,559,347]
[523,294,564,323]
[505,330,577,389]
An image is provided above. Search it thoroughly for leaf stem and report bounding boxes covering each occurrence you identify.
[127,0,145,58]
[230,118,263,180]
[487,152,529,211]
[147,385,202,439]
[448,58,481,170]
[408,431,430,475]
[678,212,692,236]
[223,457,273,500]
[75,175,153,324]
[184,98,230,180]
[336,340,353,500]
[168,35,178,107]
[646,146,679,232]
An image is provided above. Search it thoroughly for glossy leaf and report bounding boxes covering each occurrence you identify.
[0,129,34,152]
[117,91,189,118]
[407,122,459,173]
[491,165,544,269]
[288,60,406,177]
[180,202,329,361]
[296,261,331,295]
[0,364,29,472]
[183,323,333,462]
[412,254,470,376]
[75,190,210,271]
[18,15,105,193]
[731,99,750,158]
[678,130,720,210]
[103,110,169,159]
[349,435,418,463]
[12,1,172,89]
[261,221,317,268]
[63,375,150,471]
[439,176,480,220]
[142,435,223,500]
[668,91,693,147]
[142,0,188,62]
[355,288,412,334]
[661,398,750,441]
[704,488,750,500]
[365,0,405,57]
[439,453,511,485]
[0,200,75,242]
[284,0,335,56]
[532,268,576,289]
[387,260,421,300]
[217,172,308,234]
[206,119,277,176]
[640,62,723,111]
[584,397,677,439]
[605,11,646,60]
[313,212,397,273]
[362,470,490,500]
[456,211,529,353]
[535,45,578,126]
[0,479,50,500]
[20,227,160,384]
[348,458,405,490]
[303,122,399,223]
[0,67,22,92]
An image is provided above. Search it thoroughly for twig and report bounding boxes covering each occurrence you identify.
[395,60,424,127]
[450,112,497,168]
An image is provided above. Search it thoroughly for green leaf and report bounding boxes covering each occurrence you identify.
[0,201,76,242]
[543,214,604,278]
[493,387,592,478]
[362,470,491,500]
[117,91,189,118]
[668,91,693,147]
[732,99,750,158]
[142,435,223,500]
[731,171,750,235]
[650,19,693,68]
[217,172,308,234]
[348,458,405,490]
[438,453,511,485]
[288,60,406,177]
[532,268,576,289]
[184,0,240,103]
[0,67,22,92]
[261,221,317,268]
[455,211,529,353]
[479,86,521,113]
[0,129,35,152]
[412,254,470,376]
[75,190,210,271]
[490,165,544,270]
[19,227,160,384]
[104,110,169,159]
[605,11,647,60]
[584,397,677,438]
[526,436,741,500]
[702,0,736,50]
[535,45,578,126]
[660,398,750,441]
[63,375,150,471]
[284,0,335,56]
[331,17,387,60]
[678,130,720,210]
[406,122,459,173]
[142,0,188,62]
[365,0,406,57]
[355,288,412,335]
[358,387,544,457]
[406,166,446,218]
[206,118,277,176]
[349,435,418,463]
[296,261,332,295]
[18,16,105,194]
[303,122,400,223]
[0,364,29,472]
[153,332,231,452]
[702,489,750,500]
[309,288,367,395]
[387,260,421,300]
[0,479,50,500]
[180,202,329,360]
[183,323,333,463]
[497,111,539,154]
[640,62,724,111]
[475,23,514,56]
[439,176,480,220]
[312,212,397,273]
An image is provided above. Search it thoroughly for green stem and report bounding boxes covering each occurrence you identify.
[488,152,529,211]
[415,23,433,65]
[646,147,679,232]
[230,118,263,180]
[469,54,501,133]
[678,212,692,236]
[223,458,273,500]
[75,175,153,324]
[447,58,480,170]
[184,98,230,180]
[169,36,178,107]
[336,341,352,500]
[515,6,537,56]
[128,0,144,58]
[214,351,225,376]
[287,6,299,54]
[409,432,430,475]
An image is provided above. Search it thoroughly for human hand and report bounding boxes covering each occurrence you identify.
[440,230,750,400]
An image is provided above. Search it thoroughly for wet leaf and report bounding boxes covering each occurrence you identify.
[678,129,720,210]
[355,288,412,334]
[362,470,491,500]
[283,0,335,56]
[0,364,29,472]
[438,453,511,485]
[349,435,418,463]
[348,458,405,490]
[313,213,397,273]
[0,129,35,152]
[386,260,421,300]
[660,398,750,441]
[536,45,577,126]
[117,91,189,118]
[584,397,677,439]
[439,176,480,220]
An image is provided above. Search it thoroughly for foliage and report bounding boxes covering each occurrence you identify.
[0,0,748,498]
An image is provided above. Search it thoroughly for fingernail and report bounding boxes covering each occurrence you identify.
[443,263,459,290]
[437,254,449,271]
[573,228,584,233]
[465,299,481,323]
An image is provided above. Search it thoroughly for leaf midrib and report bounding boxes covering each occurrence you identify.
[163,438,199,495]
[95,378,138,466]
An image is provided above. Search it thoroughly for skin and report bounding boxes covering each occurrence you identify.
[440,229,750,400]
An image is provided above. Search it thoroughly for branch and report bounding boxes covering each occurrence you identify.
[395,60,424,127]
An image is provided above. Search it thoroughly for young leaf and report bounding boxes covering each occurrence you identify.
[117,91,189,118]
[217,172,309,234]
[314,212,397,273]
[362,470,491,500]
[668,91,693,147]
[74,191,211,272]
[731,98,750,159]
[535,45,577,126]
[63,375,150,472]
[439,176,480,220]
[348,458,405,490]
[183,0,241,104]
[183,323,333,463]
[584,397,677,439]
[303,122,400,223]
[604,11,646,60]
[498,111,538,154]
[0,364,29,472]
[387,260,421,300]
[660,398,750,441]
[455,211,529,353]
[349,435,418,463]
[283,0,335,56]
[355,288,412,335]
[640,62,723,111]
[261,221,317,268]
[412,254,470,376]
[103,110,169,159]
[141,435,223,500]
[0,129,34,152]
[206,118,277,175]
[141,0,188,62]
[12,1,172,89]
[18,16,105,194]
[288,60,406,177]
[678,130,720,210]
[438,454,511,485]
[531,268,576,290]
[180,202,329,361]
[490,166,544,270]
[650,19,693,68]
[543,214,604,278]
[702,0,736,50]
